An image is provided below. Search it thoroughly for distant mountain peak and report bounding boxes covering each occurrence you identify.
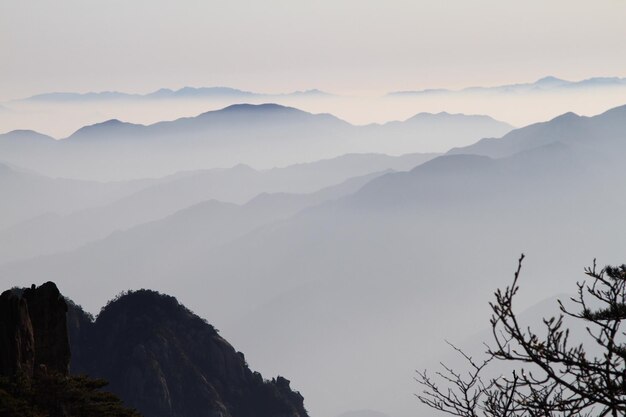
[535,76,567,85]
[147,86,257,98]
[221,103,292,112]
[197,103,311,119]
[287,88,332,96]
[231,163,257,172]
[550,111,580,122]
[80,118,138,129]
[151,87,174,94]
[66,118,143,140]
[99,118,124,125]
[0,129,56,142]
[2,129,51,137]
[402,111,512,128]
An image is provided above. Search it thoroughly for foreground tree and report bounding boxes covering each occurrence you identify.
[0,372,142,417]
[417,254,626,417]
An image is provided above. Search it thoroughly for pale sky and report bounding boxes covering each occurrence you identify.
[2,0,626,101]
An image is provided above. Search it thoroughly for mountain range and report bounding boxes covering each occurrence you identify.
[0,104,511,179]
[5,76,626,140]
[0,160,153,231]
[18,87,332,103]
[16,76,626,102]
[0,152,435,264]
[389,76,626,96]
[2,104,625,417]
[3,102,626,417]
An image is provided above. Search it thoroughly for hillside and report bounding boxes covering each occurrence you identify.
[67,290,308,417]
[0,282,309,417]
[448,104,626,158]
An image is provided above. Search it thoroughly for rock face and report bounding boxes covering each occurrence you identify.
[23,282,71,376]
[0,289,35,377]
[0,282,142,417]
[0,283,308,417]
[0,281,69,379]
[68,290,308,417]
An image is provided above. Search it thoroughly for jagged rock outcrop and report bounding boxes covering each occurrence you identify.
[0,282,139,417]
[0,282,69,379]
[67,290,308,417]
[0,283,308,417]
[23,282,71,376]
[0,289,35,378]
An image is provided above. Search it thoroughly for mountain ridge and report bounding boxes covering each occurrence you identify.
[448,103,626,158]
[388,76,626,96]
[1,104,510,140]
[0,104,509,179]
[67,287,309,417]
[18,87,335,103]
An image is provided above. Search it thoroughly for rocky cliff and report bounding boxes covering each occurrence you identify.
[0,287,35,378]
[0,282,69,379]
[0,282,139,417]
[67,289,308,417]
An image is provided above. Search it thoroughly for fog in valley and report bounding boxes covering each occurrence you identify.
[3,1,626,416]
[3,98,626,417]
[4,77,626,141]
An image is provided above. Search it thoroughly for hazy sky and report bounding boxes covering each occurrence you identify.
[2,0,626,101]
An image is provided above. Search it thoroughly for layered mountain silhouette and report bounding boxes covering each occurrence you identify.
[3,104,626,417]
[0,104,511,179]
[0,160,151,231]
[0,153,434,264]
[389,76,626,96]
[21,87,332,102]
[19,77,626,102]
